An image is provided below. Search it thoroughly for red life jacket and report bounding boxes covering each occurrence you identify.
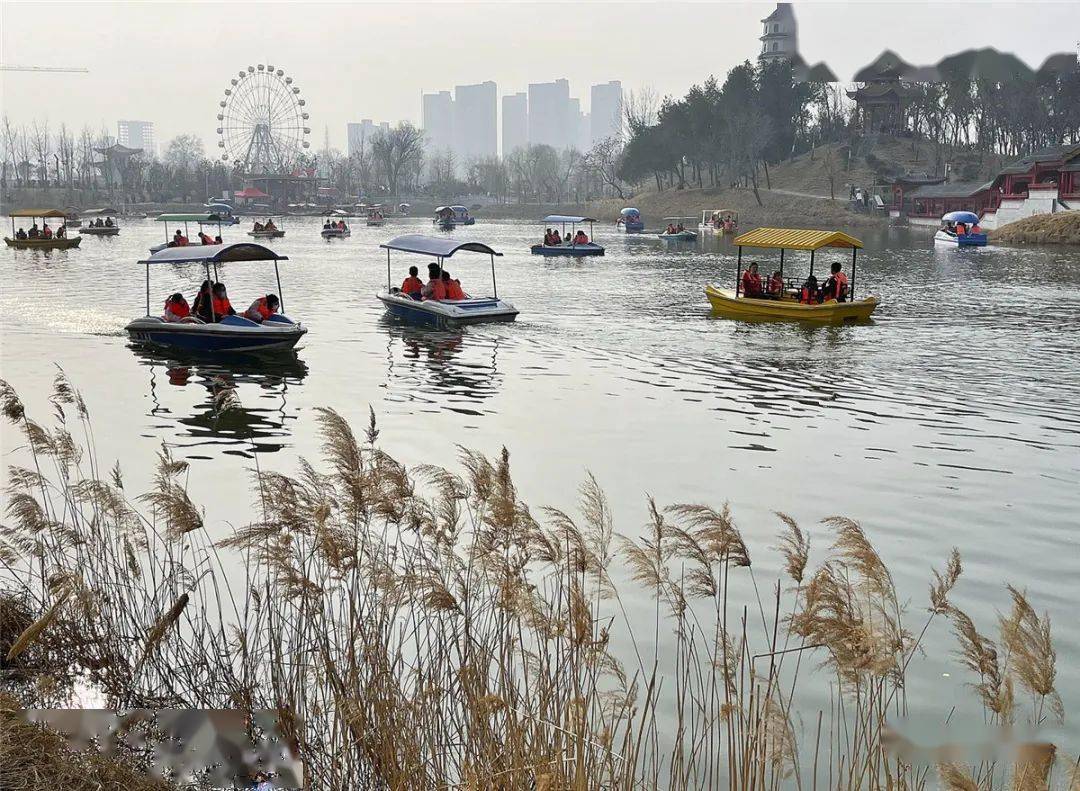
[428,279,447,300]
[253,297,274,320]
[43,227,53,239]
[401,276,423,295]
[800,287,817,304]
[445,280,465,300]
[177,235,189,246]
[212,296,232,317]
[164,299,190,319]
[768,276,784,295]
[741,270,762,296]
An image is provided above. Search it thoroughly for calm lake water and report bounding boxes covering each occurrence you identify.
[2,216,1078,745]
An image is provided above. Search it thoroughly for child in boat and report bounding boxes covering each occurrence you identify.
[163,293,191,322]
[768,271,784,298]
[740,262,763,297]
[401,266,423,299]
[244,294,280,323]
[799,275,820,304]
[441,270,465,300]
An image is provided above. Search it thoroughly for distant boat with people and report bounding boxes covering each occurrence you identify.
[434,205,475,229]
[79,208,121,236]
[377,234,518,328]
[700,209,739,235]
[366,206,387,227]
[321,215,351,238]
[532,215,605,257]
[150,213,228,253]
[658,217,698,242]
[617,207,645,233]
[933,211,987,247]
[4,208,81,249]
[248,217,286,239]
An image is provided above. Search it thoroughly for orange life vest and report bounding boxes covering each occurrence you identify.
[253,297,274,320]
[43,227,53,239]
[768,276,784,296]
[212,296,232,317]
[428,279,447,300]
[164,299,190,319]
[445,280,465,300]
[178,235,189,246]
[800,286,817,304]
[401,276,423,296]
[741,270,762,296]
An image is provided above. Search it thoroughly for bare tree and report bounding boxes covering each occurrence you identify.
[624,86,659,134]
[371,122,424,197]
[2,116,21,188]
[583,136,627,199]
[31,120,51,189]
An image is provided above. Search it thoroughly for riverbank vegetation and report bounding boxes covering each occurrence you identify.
[991,211,1080,246]
[0,373,1075,788]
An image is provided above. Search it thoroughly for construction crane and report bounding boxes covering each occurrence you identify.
[0,65,89,73]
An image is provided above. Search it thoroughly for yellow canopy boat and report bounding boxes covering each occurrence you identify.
[705,227,878,323]
[4,209,82,249]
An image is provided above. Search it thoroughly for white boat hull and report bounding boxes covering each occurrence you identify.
[377,291,518,327]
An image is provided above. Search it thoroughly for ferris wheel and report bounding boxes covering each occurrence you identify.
[217,64,310,174]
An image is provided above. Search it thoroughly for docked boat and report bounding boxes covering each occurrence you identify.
[366,206,386,226]
[248,217,286,239]
[125,243,306,353]
[705,227,879,323]
[150,213,228,253]
[64,207,82,228]
[933,211,987,247]
[5,208,82,249]
[377,234,518,328]
[79,207,121,236]
[531,215,605,257]
[617,207,645,233]
[433,205,475,229]
[700,209,739,235]
[658,217,698,242]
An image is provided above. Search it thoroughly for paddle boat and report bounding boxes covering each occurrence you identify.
[248,217,286,239]
[377,234,518,328]
[79,207,121,236]
[398,202,410,216]
[206,202,241,225]
[531,215,605,257]
[705,227,879,324]
[64,207,82,228]
[700,209,739,235]
[125,242,306,353]
[321,218,351,238]
[150,213,228,253]
[366,206,387,227]
[617,207,645,233]
[658,217,698,242]
[4,209,82,249]
[433,205,475,229]
[933,211,987,247]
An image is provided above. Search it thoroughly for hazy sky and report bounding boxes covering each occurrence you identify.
[2,1,1077,152]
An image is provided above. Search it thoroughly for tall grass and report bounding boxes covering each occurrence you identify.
[0,373,1074,789]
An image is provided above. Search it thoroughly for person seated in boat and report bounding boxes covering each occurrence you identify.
[767,270,784,298]
[400,265,424,299]
[96,218,105,227]
[265,219,276,230]
[214,235,222,244]
[210,283,235,321]
[666,223,676,235]
[821,262,849,303]
[253,221,264,232]
[421,263,447,301]
[441,270,466,300]
[56,224,66,239]
[163,293,191,323]
[676,222,685,232]
[970,222,981,234]
[15,228,27,240]
[955,221,967,236]
[799,275,821,304]
[542,228,553,245]
[740,262,763,297]
[573,229,589,245]
[244,293,280,323]
[323,219,331,230]
[564,232,572,244]
[197,231,214,245]
[42,224,53,239]
[28,223,39,238]
[104,217,113,227]
[192,280,213,322]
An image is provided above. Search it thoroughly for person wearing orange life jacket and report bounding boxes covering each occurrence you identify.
[198,231,214,245]
[210,282,235,321]
[401,265,424,299]
[574,229,589,245]
[441,270,466,300]
[42,224,53,239]
[244,293,280,323]
[821,262,849,302]
[955,221,967,236]
[740,262,763,297]
[799,275,820,304]
[421,262,446,301]
[767,270,784,298]
[163,293,191,323]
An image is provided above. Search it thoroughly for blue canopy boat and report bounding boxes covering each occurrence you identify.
[934,211,987,247]
[617,207,645,233]
[531,215,605,256]
[377,234,518,328]
[125,243,307,353]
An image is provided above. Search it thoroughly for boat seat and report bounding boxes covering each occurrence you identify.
[220,314,260,328]
[265,314,295,325]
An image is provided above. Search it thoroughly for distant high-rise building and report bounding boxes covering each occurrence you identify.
[759,3,797,63]
[568,98,590,153]
[453,81,497,166]
[501,92,528,157]
[589,81,623,146]
[528,78,572,150]
[346,120,390,157]
[117,120,155,157]
[421,91,455,153]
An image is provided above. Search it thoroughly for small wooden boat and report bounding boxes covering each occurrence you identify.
[705,227,879,324]
[125,243,306,353]
[532,215,605,257]
[377,235,518,328]
[4,208,82,249]
[933,211,987,247]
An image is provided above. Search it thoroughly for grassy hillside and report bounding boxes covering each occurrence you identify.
[991,211,1080,245]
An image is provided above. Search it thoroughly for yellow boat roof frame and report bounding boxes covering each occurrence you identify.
[731,227,863,300]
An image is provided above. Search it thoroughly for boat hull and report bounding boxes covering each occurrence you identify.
[934,230,987,247]
[619,221,645,233]
[321,229,351,238]
[5,236,82,249]
[248,230,285,238]
[704,286,878,323]
[530,243,605,257]
[125,315,307,353]
[80,227,120,236]
[659,231,698,241]
[378,292,518,328]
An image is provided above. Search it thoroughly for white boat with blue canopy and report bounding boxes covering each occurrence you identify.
[531,215,604,257]
[933,211,987,247]
[378,234,518,328]
[150,213,229,253]
[125,242,306,353]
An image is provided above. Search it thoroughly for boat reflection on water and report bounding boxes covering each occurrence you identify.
[130,346,308,458]
[380,317,502,415]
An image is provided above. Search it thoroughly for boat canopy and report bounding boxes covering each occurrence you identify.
[9,208,66,218]
[157,213,229,223]
[380,234,502,258]
[544,215,596,224]
[620,207,641,216]
[449,205,469,212]
[206,202,235,212]
[941,211,979,225]
[732,228,863,250]
[138,242,288,265]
